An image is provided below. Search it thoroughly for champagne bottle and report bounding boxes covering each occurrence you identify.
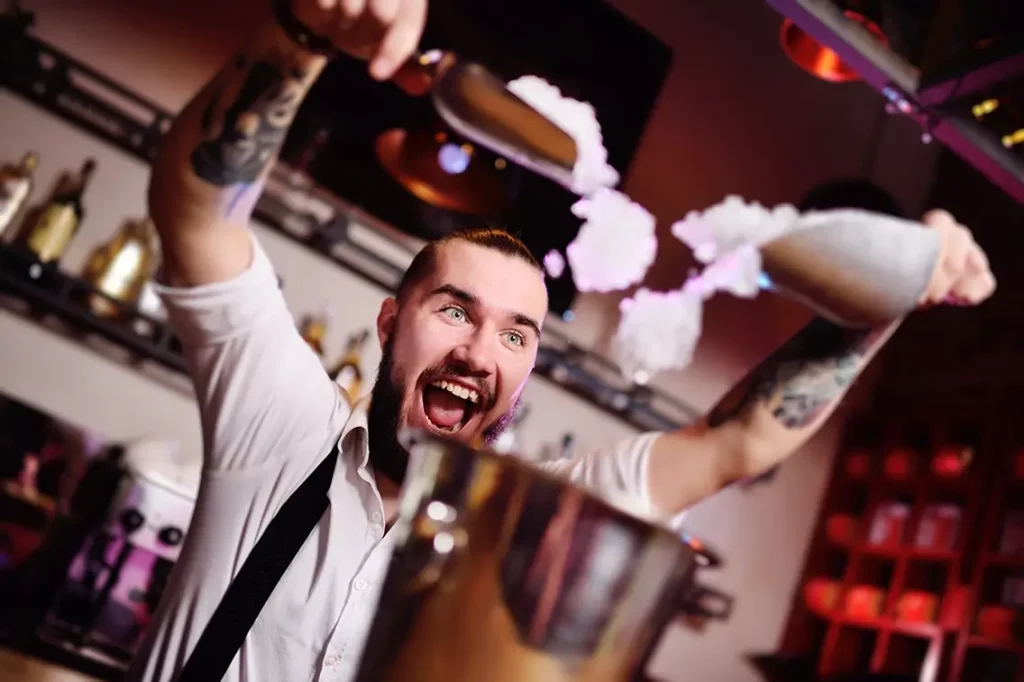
[299,310,330,359]
[20,158,96,263]
[0,151,39,237]
[330,329,370,400]
[83,217,160,318]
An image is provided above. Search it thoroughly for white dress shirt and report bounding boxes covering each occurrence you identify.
[127,234,662,682]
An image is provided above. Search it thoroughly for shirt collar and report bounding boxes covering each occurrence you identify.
[340,395,371,471]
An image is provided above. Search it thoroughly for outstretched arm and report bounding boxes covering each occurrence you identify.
[150,0,425,287]
[644,210,995,515]
[644,317,898,513]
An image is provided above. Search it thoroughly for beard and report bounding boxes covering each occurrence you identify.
[366,335,521,486]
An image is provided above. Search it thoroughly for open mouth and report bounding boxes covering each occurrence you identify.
[420,379,482,434]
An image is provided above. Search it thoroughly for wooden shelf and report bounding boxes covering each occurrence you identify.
[0,244,186,374]
[778,412,1024,681]
[821,612,946,638]
[854,545,959,562]
[966,636,1024,655]
[984,553,1024,569]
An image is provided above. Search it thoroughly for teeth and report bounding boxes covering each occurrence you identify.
[432,380,479,404]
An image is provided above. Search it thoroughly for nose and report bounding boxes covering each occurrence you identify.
[451,326,497,377]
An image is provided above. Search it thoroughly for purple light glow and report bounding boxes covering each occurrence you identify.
[437,143,470,174]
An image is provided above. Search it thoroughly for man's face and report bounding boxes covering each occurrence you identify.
[368,241,548,482]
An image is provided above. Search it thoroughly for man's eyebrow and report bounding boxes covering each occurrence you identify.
[511,313,541,339]
[430,284,542,338]
[429,284,477,304]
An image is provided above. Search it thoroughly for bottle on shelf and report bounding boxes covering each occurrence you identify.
[537,431,574,462]
[131,279,170,338]
[82,217,161,318]
[298,308,331,359]
[17,157,96,264]
[560,433,575,459]
[330,328,370,401]
[0,150,39,237]
[136,280,168,322]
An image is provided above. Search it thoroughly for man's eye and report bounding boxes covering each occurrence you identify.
[442,306,467,322]
[504,331,525,347]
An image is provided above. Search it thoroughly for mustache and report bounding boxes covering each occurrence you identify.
[421,362,495,409]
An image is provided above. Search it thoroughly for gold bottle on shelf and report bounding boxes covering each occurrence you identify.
[18,158,96,263]
[0,151,39,237]
[330,328,370,401]
[298,309,331,359]
[83,217,160,318]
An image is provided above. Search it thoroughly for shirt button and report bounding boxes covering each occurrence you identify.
[371,512,382,523]
[325,655,340,667]
[354,579,368,591]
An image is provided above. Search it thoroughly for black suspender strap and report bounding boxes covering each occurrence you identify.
[176,445,339,682]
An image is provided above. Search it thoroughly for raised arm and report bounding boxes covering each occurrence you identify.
[146,1,427,472]
[149,0,425,287]
[643,209,995,515]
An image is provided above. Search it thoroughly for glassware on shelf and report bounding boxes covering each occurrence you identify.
[0,150,39,237]
[330,328,371,401]
[82,217,161,318]
[298,308,331,359]
[18,158,96,264]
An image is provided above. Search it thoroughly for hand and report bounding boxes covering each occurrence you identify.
[292,0,428,80]
[917,209,996,308]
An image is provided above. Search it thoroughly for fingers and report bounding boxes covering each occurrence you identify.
[338,0,368,29]
[940,225,972,283]
[923,222,972,304]
[965,243,989,275]
[367,0,400,25]
[918,209,998,308]
[956,270,996,304]
[952,243,997,304]
[368,0,426,80]
[919,209,961,302]
[921,208,957,229]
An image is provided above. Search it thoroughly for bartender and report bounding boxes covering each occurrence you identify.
[127,0,995,680]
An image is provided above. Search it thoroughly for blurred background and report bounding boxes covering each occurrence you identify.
[0,0,1022,680]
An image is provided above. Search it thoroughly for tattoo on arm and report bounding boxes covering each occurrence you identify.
[707,318,891,430]
[190,49,315,187]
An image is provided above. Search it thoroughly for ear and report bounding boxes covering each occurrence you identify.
[376,297,399,348]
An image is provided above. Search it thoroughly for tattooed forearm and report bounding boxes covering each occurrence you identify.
[146,16,329,286]
[708,317,896,430]
[191,48,319,187]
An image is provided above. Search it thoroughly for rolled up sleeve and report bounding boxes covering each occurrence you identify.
[538,432,661,519]
[151,233,343,471]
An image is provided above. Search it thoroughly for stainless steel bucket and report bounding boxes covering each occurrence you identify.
[353,430,716,682]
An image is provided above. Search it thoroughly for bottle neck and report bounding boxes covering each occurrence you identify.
[77,166,95,194]
[54,169,92,204]
[341,335,368,364]
[125,218,155,239]
[338,352,361,368]
[304,323,326,342]
[19,154,38,176]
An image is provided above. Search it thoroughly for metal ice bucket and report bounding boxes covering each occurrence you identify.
[353,430,717,682]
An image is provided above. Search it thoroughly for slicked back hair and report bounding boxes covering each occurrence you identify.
[395,227,543,303]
